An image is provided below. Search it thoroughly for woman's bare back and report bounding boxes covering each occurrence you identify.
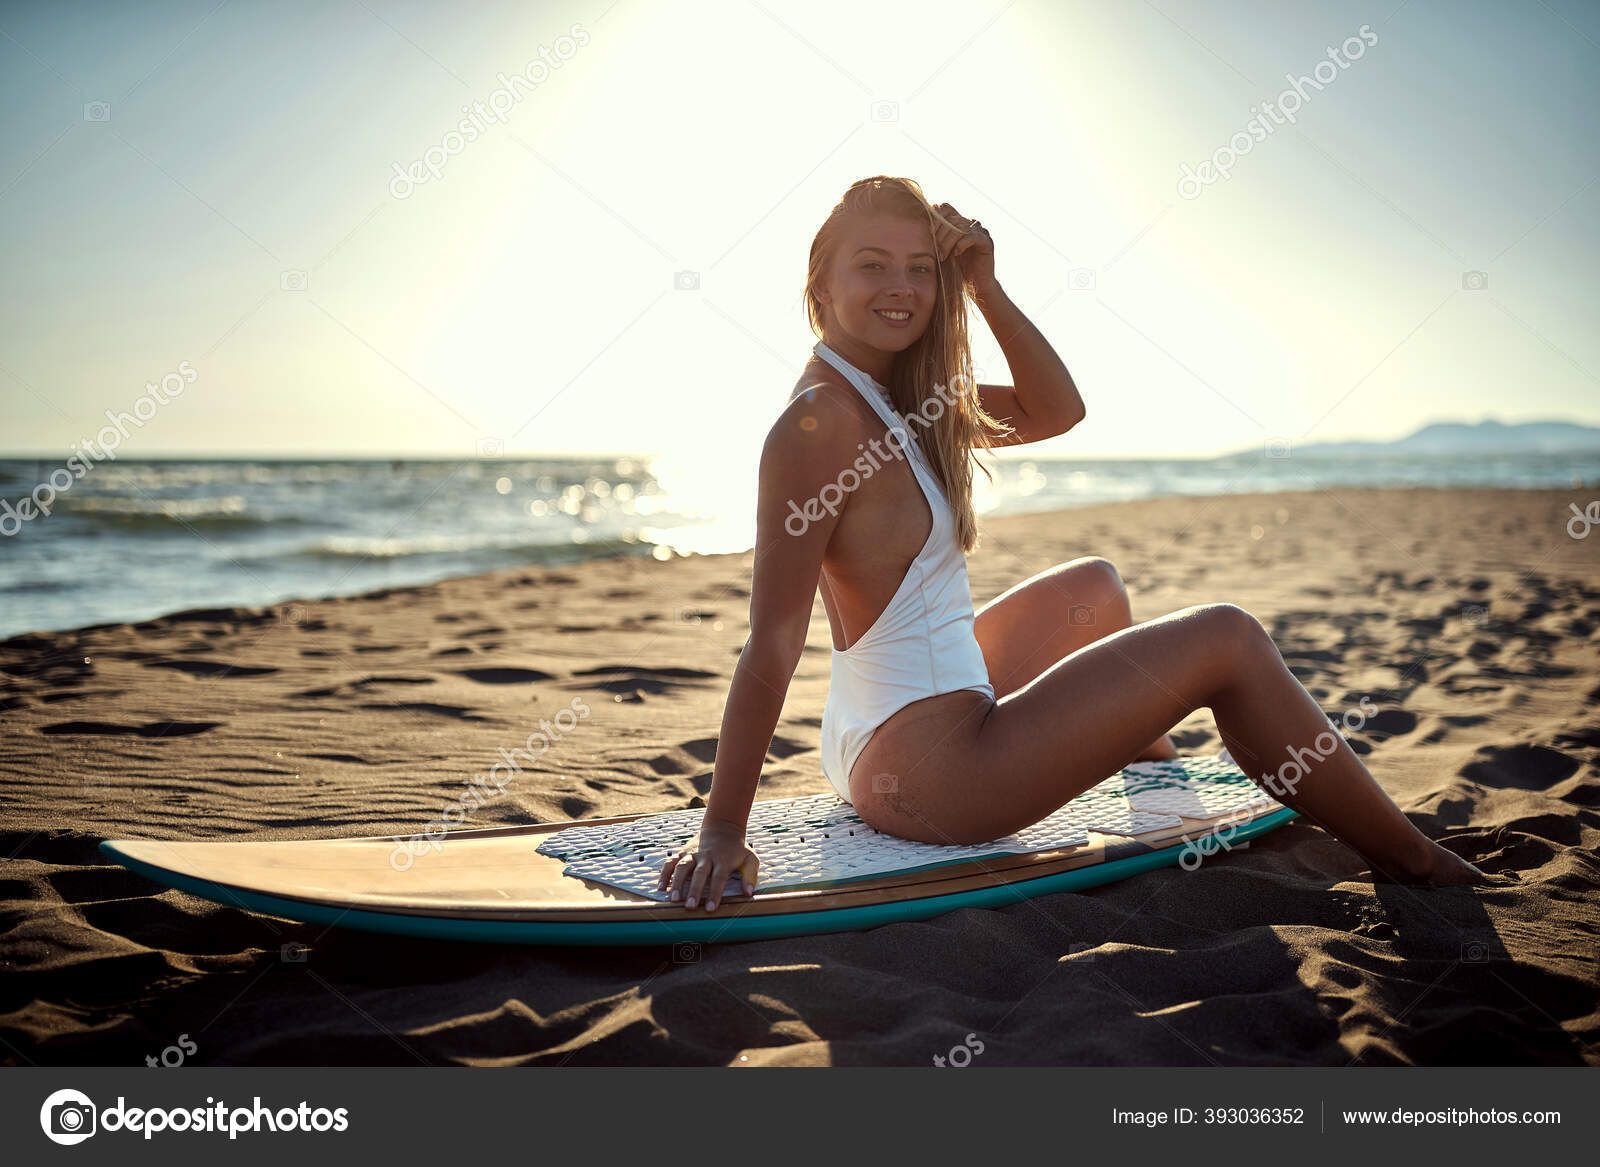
[791,357,1001,801]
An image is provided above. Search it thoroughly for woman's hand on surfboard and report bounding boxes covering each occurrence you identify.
[931,201,996,298]
[657,821,759,912]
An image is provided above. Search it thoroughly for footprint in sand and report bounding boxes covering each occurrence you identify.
[1415,713,1490,745]
[143,659,278,678]
[41,720,221,737]
[558,793,597,818]
[640,733,808,779]
[1553,725,1600,750]
[1460,743,1579,790]
[453,668,555,684]
[1353,708,1418,743]
[356,702,492,722]
[291,676,436,699]
[639,737,720,775]
[568,665,718,700]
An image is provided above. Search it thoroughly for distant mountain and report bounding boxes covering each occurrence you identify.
[1227,419,1600,458]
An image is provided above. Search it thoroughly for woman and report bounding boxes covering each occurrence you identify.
[659,175,1487,912]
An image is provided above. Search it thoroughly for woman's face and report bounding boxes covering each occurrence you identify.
[818,212,939,352]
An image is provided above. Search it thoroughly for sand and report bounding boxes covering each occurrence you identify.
[1,486,1596,1066]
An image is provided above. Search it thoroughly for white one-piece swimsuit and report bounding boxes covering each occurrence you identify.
[812,340,996,802]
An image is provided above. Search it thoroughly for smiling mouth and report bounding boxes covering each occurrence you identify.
[874,309,912,322]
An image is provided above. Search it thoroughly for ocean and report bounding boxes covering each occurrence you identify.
[1,452,1595,638]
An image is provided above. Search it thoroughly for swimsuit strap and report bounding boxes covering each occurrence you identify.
[812,342,923,461]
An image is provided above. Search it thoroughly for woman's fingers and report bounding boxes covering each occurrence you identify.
[684,857,715,909]
[665,851,695,899]
[700,863,729,912]
[933,202,981,261]
[659,846,758,908]
[932,203,957,258]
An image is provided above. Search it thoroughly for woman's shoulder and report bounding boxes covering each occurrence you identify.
[766,364,874,466]
[786,358,876,421]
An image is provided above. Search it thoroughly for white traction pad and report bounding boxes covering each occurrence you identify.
[536,752,1282,900]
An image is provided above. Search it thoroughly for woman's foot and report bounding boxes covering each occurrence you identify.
[1395,839,1502,886]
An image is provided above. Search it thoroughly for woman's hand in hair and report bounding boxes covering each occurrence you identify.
[932,202,996,297]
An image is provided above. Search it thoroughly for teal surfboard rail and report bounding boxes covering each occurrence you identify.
[98,808,1298,946]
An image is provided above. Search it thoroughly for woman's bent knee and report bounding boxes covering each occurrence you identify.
[1064,555,1123,592]
[1059,557,1127,619]
[1183,602,1275,661]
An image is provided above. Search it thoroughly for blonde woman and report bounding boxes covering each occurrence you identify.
[660,176,1486,912]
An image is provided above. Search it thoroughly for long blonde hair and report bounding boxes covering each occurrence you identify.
[803,175,1013,553]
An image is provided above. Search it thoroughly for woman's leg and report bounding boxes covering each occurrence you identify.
[974,556,1176,762]
[863,602,1485,885]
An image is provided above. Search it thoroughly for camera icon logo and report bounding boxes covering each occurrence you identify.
[40,1088,97,1145]
[1068,604,1096,627]
[870,771,899,794]
[1069,267,1096,291]
[280,269,308,292]
[1264,437,1293,459]
[870,99,899,122]
[1461,270,1488,291]
[83,102,111,122]
[1461,939,1490,963]
[476,436,505,459]
[674,270,700,291]
[281,941,308,962]
[672,941,701,963]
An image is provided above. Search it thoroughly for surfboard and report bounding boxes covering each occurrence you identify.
[99,755,1298,946]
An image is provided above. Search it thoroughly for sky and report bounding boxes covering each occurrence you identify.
[1,0,1597,471]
